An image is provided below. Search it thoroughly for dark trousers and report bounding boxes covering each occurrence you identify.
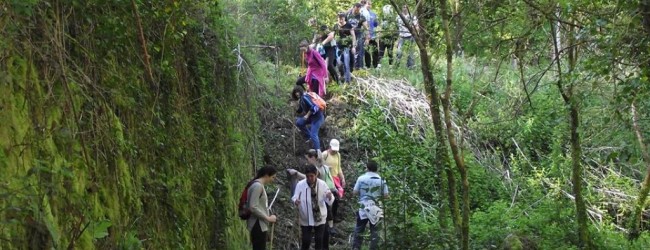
[378,38,396,65]
[352,212,379,250]
[323,46,339,83]
[251,220,267,250]
[301,224,326,250]
[296,76,319,94]
[364,39,379,68]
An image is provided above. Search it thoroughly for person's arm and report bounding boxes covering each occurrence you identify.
[382,180,390,198]
[321,31,335,45]
[352,179,360,196]
[304,50,313,80]
[363,19,371,44]
[322,181,334,205]
[287,168,306,180]
[351,28,357,54]
[249,183,273,222]
[337,156,346,186]
[292,181,303,205]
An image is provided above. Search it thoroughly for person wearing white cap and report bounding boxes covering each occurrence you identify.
[322,139,345,235]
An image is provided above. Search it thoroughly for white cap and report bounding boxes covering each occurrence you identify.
[330,139,340,151]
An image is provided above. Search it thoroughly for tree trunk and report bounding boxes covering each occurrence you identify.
[551,15,591,249]
[628,0,650,241]
[628,103,650,240]
[440,0,469,248]
[389,0,461,238]
[452,0,464,56]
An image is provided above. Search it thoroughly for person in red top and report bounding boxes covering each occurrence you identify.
[296,40,329,97]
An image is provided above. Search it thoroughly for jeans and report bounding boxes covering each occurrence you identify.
[296,111,324,150]
[338,47,351,83]
[301,224,326,250]
[251,220,266,250]
[355,33,366,69]
[352,212,379,250]
[396,36,415,69]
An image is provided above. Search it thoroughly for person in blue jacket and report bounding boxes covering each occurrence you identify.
[292,85,325,157]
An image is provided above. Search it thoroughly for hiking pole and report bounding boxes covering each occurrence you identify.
[268,188,280,250]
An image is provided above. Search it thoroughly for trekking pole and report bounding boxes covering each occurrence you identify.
[268,188,280,250]
[270,222,275,249]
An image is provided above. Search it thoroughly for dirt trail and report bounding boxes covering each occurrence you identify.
[258,85,366,249]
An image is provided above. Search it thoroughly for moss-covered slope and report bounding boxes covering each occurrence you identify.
[1,1,254,249]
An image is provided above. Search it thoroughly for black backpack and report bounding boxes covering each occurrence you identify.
[238,180,261,220]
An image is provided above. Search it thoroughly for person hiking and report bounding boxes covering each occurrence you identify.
[363,1,380,68]
[247,166,278,250]
[334,12,356,84]
[347,3,370,70]
[395,4,419,69]
[296,40,328,97]
[288,149,339,248]
[292,165,334,250]
[322,139,345,226]
[312,20,339,84]
[292,86,325,156]
[352,160,389,250]
[378,5,398,67]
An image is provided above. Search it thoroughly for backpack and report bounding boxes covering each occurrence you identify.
[238,180,261,220]
[306,92,327,111]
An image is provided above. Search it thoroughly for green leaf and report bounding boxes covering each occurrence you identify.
[91,220,112,239]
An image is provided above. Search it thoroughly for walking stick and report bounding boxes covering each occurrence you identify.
[268,188,280,250]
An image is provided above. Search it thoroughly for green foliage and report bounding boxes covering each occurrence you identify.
[1,0,257,249]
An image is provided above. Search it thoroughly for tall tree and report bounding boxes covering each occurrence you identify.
[389,0,461,242]
[439,0,470,249]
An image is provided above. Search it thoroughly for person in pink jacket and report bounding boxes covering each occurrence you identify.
[296,40,328,97]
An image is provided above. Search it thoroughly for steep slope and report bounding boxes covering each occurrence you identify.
[1,1,255,249]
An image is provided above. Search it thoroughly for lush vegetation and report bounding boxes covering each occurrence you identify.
[4,0,650,249]
[1,1,258,249]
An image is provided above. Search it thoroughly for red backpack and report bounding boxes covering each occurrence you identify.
[306,92,327,111]
[238,180,261,220]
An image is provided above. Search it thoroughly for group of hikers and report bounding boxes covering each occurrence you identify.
[238,1,422,249]
[245,155,388,250]
[305,1,420,86]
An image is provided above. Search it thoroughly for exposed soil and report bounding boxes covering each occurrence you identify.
[258,84,367,249]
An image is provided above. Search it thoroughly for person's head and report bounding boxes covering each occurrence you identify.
[337,12,347,23]
[255,165,278,184]
[402,4,409,14]
[292,85,305,100]
[353,3,362,14]
[304,165,319,185]
[305,149,320,165]
[299,39,310,53]
[365,0,372,9]
[367,160,379,172]
[329,139,340,153]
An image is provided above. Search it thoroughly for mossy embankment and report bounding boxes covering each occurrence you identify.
[1,1,256,249]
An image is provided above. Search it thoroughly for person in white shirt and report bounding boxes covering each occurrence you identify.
[292,165,334,250]
[351,160,389,250]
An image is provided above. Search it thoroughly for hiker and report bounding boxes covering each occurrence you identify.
[352,160,389,250]
[347,3,370,70]
[378,5,398,67]
[334,12,356,84]
[296,40,328,97]
[312,21,340,84]
[292,165,335,250]
[292,86,325,155]
[395,4,419,69]
[322,139,345,226]
[247,166,278,250]
[288,149,339,247]
[363,1,380,68]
